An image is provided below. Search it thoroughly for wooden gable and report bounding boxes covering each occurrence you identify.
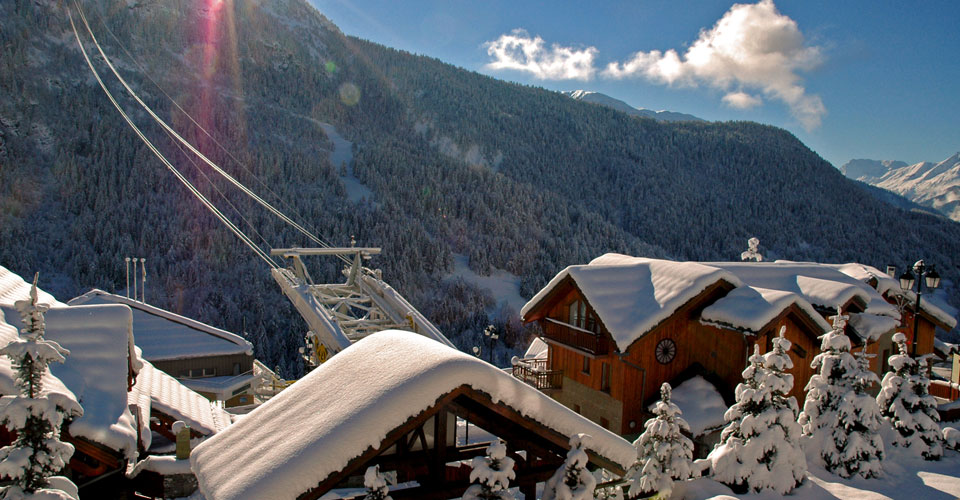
[297,385,627,500]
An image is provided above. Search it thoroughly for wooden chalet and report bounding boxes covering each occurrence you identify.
[517,254,957,439]
[191,331,637,500]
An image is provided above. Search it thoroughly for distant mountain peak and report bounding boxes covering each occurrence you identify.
[561,90,704,123]
[840,152,960,221]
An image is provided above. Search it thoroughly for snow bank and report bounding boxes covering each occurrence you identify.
[522,254,741,352]
[700,286,830,334]
[191,331,635,500]
[69,290,252,361]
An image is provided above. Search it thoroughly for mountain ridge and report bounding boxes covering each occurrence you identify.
[4,0,960,378]
[841,153,960,221]
[561,89,704,122]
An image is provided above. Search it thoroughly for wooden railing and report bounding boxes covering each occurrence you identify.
[543,318,609,355]
[512,358,563,391]
[931,380,960,401]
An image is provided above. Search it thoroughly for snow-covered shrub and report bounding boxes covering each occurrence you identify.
[625,383,693,499]
[591,469,624,500]
[943,427,960,451]
[362,464,392,500]
[0,276,81,500]
[876,332,942,460]
[834,348,885,478]
[463,440,515,500]
[542,434,596,500]
[709,330,805,494]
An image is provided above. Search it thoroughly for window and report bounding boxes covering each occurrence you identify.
[582,355,590,374]
[569,300,588,329]
[601,362,611,393]
[233,363,241,375]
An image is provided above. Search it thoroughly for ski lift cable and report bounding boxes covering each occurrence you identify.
[68,7,280,270]
[86,3,341,254]
[73,1,349,267]
[166,128,278,254]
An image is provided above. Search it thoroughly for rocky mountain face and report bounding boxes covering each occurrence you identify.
[841,153,960,221]
[4,0,960,376]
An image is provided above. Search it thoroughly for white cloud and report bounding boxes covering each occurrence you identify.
[604,0,826,129]
[484,29,598,81]
[722,91,763,109]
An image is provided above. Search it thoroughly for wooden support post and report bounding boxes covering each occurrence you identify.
[432,411,448,483]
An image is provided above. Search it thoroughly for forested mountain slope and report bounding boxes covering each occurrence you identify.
[3,0,960,376]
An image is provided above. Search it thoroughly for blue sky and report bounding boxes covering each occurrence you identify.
[309,0,959,168]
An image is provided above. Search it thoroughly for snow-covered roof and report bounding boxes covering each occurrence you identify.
[0,266,140,459]
[523,337,548,359]
[0,309,80,414]
[191,331,636,500]
[69,290,253,361]
[657,376,727,437]
[706,261,892,316]
[699,286,831,334]
[522,254,741,352]
[826,263,957,329]
[130,356,232,444]
[178,373,256,399]
[847,312,900,342]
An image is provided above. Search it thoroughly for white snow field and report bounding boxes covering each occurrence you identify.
[449,253,527,314]
[680,444,960,499]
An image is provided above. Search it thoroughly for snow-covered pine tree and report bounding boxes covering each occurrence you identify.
[799,311,860,474]
[876,332,943,460]
[708,334,804,495]
[462,440,515,500]
[834,348,885,477]
[625,383,693,499]
[362,464,392,500]
[0,275,82,500]
[542,434,596,500]
[759,327,806,489]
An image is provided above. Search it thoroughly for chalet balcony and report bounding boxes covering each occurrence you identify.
[542,318,610,355]
[511,358,563,391]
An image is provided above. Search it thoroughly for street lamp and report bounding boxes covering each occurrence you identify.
[898,260,941,356]
[483,325,499,364]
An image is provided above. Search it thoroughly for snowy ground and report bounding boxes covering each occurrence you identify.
[448,253,527,315]
[680,446,960,500]
[317,122,375,203]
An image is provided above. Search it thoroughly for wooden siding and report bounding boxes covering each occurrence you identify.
[152,353,254,380]
[753,313,820,402]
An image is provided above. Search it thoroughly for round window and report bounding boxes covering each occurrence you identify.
[655,338,677,364]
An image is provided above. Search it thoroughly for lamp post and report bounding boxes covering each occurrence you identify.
[483,325,499,364]
[898,260,941,356]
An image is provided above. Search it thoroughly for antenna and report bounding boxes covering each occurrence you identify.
[132,258,138,303]
[140,258,147,303]
[125,257,131,298]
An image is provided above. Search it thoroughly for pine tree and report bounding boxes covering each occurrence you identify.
[625,383,693,499]
[834,348,885,477]
[709,333,804,494]
[462,440,515,500]
[0,275,82,500]
[876,332,943,460]
[798,311,859,473]
[362,464,392,500]
[542,434,596,500]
